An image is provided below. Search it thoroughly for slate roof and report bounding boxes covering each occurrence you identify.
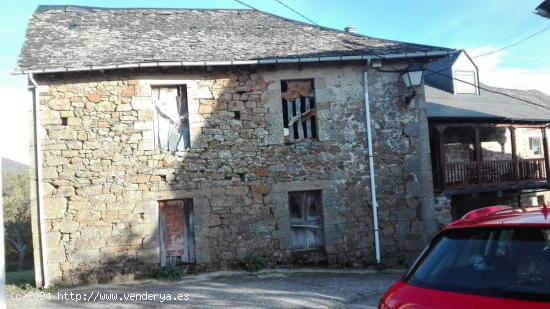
[17,5,452,73]
[425,83,550,122]
[536,0,550,18]
[424,52,460,75]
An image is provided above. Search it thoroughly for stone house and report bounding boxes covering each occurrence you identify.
[17,5,454,286]
[424,50,550,218]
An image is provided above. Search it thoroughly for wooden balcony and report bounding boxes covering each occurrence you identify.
[445,158,548,189]
[431,123,550,193]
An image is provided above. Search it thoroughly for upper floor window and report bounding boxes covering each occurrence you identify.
[453,70,478,94]
[281,79,318,143]
[529,136,541,155]
[152,86,190,151]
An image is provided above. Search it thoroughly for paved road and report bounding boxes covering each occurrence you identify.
[7,269,402,308]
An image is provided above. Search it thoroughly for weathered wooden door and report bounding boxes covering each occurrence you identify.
[159,200,195,266]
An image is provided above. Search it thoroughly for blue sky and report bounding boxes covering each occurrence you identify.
[1,0,549,163]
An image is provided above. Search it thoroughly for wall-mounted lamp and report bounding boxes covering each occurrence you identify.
[401,63,424,106]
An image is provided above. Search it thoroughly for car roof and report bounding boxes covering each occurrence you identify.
[445,206,550,229]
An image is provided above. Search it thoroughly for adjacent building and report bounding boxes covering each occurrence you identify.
[425,51,550,218]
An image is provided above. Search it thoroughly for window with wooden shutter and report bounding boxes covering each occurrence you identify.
[281,79,317,143]
[288,190,324,251]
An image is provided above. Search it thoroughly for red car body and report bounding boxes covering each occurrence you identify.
[379,206,550,309]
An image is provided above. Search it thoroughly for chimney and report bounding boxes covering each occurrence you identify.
[344,25,356,33]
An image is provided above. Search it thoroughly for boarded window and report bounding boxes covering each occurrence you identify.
[529,137,541,155]
[289,191,324,250]
[454,70,478,94]
[281,79,317,143]
[152,86,190,151]
[159,199,195,266]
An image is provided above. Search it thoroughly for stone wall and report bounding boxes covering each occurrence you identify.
[31,62,435,285]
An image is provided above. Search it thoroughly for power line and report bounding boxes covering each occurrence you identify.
[233,0,259,11]
[234,0,546,113]
[424,68,550,113]
[472,25,550,58]
[273,0,318,25]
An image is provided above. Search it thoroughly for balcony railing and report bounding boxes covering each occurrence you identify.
[444,159,547,189]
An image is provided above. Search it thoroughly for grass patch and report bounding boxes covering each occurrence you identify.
[157,265,185,281]
[6,270,35,293]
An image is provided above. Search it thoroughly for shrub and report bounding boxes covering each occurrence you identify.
[244,253,267,272]
[157,265,184,280]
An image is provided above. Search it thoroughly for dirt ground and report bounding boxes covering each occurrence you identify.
[7,268,403,308]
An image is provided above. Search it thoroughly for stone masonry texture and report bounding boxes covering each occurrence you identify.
[30,62,436,285]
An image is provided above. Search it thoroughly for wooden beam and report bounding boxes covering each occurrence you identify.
[542,127,550,184]
[475,126,482,184]
[429,122,549,129]
[296,98,304,140]
[510,127,518,183]
[304,97,313,138]
[436,126,447,190]
[287,100,295,141]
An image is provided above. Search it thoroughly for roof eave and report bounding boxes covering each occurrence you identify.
[427,116,550,124]
[13,50,455,75]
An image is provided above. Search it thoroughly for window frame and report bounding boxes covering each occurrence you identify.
[453,70,478,94]
[151,85,191,152]
[280,79,318,144]
[529,136,541,155]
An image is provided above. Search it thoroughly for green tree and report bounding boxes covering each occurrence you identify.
[2,171,31,271]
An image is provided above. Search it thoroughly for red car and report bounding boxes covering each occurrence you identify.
[379,205,550,308]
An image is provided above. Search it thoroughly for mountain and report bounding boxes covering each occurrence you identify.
[1,157,29,174]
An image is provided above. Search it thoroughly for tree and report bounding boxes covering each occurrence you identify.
[2,172,31,271]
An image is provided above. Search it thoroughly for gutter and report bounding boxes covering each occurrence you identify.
[363,63,382,266]
[29,74,49,288]
[13,50,454,75]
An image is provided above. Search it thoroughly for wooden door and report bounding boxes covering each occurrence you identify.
[159,199,195,266]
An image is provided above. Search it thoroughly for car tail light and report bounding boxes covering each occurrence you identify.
[461,205,512,220]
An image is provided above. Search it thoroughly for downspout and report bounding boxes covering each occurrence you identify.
[363,64,382,266]
[29,73,49,288]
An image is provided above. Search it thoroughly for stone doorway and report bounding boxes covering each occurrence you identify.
[159,199,196,266]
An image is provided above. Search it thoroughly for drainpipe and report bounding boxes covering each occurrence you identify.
[29,74,49,288]
[363,65,381,266]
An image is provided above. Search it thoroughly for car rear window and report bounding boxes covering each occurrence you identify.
[403,228,550,302]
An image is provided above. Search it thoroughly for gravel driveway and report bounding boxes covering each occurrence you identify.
[7,268,402,308]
